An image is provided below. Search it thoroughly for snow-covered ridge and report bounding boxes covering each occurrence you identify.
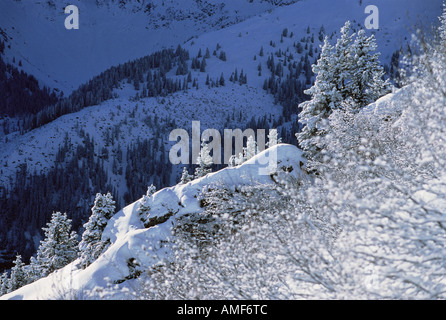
[0,143,308,300]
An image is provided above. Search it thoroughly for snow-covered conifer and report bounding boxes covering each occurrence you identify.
[297,36,337,160]
[245,135,257,160]
[34,212,78,277]
[8,255,27,293]
[298,21,390,161]
[348,30,390,108]
[266,129,281,148]
[195,141,213,178]
[0,272,9,296]
[137,184,156,216]
[78,193,115,268]
[180,167,193,184]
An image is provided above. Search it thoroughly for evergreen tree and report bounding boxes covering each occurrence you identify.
[297,21,390,161]
[137,185,156,217]
[8,255,27,293]
[34,212,78,277]
[245,135,257,160]
[348,30,390,108]
[180,167,193,184]
[78,193,116,268]
[297,36,337,159]
[195,142,213,179]
[204,48,211,59]
[219,51,227,61]
[200,58,206,72]
[266,129,281,148]
[0,272,9,296]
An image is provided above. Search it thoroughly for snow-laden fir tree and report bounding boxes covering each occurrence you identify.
[332,21,356,101]
[137,184,156,216]
[195,141,213,179]
[245,135,257,160]
[78,192,115,268]
[8,255,27,293]
[266,129,281,148]
[297,36,337,160]
[348,29,390,108]
[228,155,237,167]
[0,272,9,296]
[33,212,78,278]
[234,152,245,166]
[180,167,193,184]
[297,21,390,161]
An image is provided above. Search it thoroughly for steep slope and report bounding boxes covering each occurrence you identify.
[0,143,308,300]
[0,0,294,94]
[0,0,441,95]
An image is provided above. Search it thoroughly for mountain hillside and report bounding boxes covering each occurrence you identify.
[1,143,308,300]
[0,0,441,94]
[0,0,445,299]
[0,0,298,94]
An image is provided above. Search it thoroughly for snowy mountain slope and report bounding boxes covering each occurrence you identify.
[0,81,280,190]
[0,0,294,94]
[182,0,442,77]
[0,0,443,274]
[0,143,308,300]
[0,0,441,95]
[1,0,441,188]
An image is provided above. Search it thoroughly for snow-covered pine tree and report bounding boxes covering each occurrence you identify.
[180,167,193,184]
[348,30,390,108]
[34,212,78,277]
[78,193,116,268]
[137,184,156,216]
[297,36,337,160]
[8,255,27,293]
[147,184,156,197]
[234,152,245,166]
[245,135,257,160]
[195,141,213,178]
[0,272,9,296]
[228,155,237,167]
[298,21,390,161]
[266,129,281,148]
[26,256,42,283]
[332,21,356,101]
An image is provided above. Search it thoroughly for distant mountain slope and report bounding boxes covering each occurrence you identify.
[0,0,441,95]
[0,0,294,94]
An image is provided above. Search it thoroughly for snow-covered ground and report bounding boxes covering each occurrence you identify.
[1,0,444,299]
[0,143,308,300]
[0,0,442,94]
[0,81,280,192]
[1,0,442,191]
[0,0,289,94]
